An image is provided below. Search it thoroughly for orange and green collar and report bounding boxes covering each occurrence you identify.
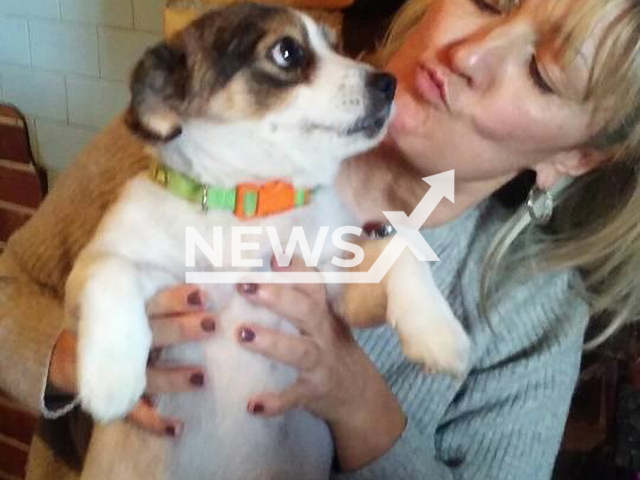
[150,163,313,220]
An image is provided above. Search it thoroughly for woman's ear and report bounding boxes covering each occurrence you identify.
[125,41,188,143]
[534,148,610,189]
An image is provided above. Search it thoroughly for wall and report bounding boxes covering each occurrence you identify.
[0,0,164,183]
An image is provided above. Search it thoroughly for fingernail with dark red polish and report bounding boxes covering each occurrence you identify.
[201,317,216,332]
[238,283,258,295]
[165,425,177,437]
[248,401,264,414]
[239,327,255,343]
[190,372,205,387]
[187,290,203,307]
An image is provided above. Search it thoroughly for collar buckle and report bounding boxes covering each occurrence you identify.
[152,163,169,186]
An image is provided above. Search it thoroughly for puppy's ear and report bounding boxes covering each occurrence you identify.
[320,24,339,50]
[125,41,188,143]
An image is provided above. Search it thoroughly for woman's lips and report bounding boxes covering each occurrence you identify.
[415,65,449,110]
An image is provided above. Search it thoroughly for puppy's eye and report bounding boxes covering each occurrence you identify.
[270,37,305,70]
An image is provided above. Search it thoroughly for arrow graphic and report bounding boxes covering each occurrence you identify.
[185,170,455,284]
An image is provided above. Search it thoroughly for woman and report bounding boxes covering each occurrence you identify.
[1,0,639,479]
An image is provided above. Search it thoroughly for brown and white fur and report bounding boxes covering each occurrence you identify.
[66,4,470,480]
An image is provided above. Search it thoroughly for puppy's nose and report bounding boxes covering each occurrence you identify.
[367,72,397,102]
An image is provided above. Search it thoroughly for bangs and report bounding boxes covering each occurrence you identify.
[512,0,640,147]
[546,0,640,143]
[586,2,640,145]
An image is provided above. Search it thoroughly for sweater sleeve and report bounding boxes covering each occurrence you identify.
[0,252,70,416]
[0,116,148,416]
[333,277,588,480]
[332,417,454,480]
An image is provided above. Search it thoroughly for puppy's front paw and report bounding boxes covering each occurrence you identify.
[396,313,470,377]
[79,354,147,422]
[78,312,151,422]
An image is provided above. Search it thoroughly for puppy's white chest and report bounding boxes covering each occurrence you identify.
[74,175,342,480]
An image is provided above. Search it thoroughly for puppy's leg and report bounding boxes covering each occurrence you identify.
[66,252,152,422]
[81,422,168,480]
[337,238,470,376]
[385,248,470,377]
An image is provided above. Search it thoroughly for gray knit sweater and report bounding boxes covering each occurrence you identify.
[336,202,588,480]
[0,119,588,480]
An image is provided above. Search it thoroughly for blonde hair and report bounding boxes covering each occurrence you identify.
[379,0,640,348]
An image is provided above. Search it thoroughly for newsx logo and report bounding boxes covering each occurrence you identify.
[186,224,366,269]
[185,171,454,284]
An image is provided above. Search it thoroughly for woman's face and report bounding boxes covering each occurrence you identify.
[387,0,614,186]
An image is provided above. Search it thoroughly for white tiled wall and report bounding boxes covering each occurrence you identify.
[0,0,163,181]
[2,68,67,121]
[99,27,161,81]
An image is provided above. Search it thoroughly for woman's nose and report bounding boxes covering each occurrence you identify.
[447,22,534,91]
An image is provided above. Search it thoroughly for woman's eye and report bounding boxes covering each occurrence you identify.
[270,37,305,70]
[529,56,554,94]
[470,0,503,15]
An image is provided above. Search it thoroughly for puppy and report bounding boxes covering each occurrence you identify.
[66,4,469,480]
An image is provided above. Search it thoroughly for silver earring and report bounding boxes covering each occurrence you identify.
[526,186,554,225]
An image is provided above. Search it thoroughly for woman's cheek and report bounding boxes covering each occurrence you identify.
[469,101,537,145]
[470,94,575,148]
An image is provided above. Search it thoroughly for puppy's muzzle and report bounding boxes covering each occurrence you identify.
[348,72,397,138]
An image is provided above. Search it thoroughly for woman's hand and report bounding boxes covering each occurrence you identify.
[48,285,216,437]
[236,258,406,471]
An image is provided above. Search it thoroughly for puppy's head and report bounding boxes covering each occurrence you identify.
[126,2,395,159]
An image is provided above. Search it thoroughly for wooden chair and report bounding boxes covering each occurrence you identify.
[0,105,47,254]
[163,0,354,39]
[0,103,46,480]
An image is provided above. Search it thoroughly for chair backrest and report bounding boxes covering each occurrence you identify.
[0,104,47,252]
[163,0,346,39]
